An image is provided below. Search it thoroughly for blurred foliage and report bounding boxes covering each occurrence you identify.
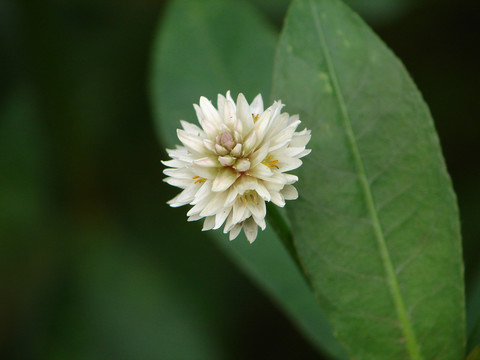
[0,0,479,359]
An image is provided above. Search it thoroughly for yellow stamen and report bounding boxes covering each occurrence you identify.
[262,156,279,169]
[192,175,207,184]
[252,114,259,123]
[240,190,259,205]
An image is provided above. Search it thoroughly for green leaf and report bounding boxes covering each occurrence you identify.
[150,0,347,358]
[467,346,480,360]
[273,0,465,359]
[467,269,480,353]
[73,232,227,360]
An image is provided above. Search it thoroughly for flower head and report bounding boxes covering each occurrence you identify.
[162,91,311,243]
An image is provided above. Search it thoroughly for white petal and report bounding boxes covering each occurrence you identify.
[203,139,216,153]
[166,196,185,208]
[284,174,299,184]
[269,120,301,151]
[217,94,226,118]
[218,155,236,166]
[180,120,205,137]
[247,198,266,220]
[187,214,202,222]
[223,212,235,233]
[177,129,206,154]
[290,129,311,148]
[248,163,273,181]
[278,158,302,172]
[234,158,250,172]
[228,224,242,241]
[250,93,264,115]
[281,184,298,200]
[270,191,285,207]
[243,218,258,243]
[200,191,228,217]
[202,216,215,231]
[194,156,220,167]
[253,109,272,147]
[187,196,210,217]
[236,93,251,129]
[186,190,212,215]
[214,207,231,229]
[163,177,190,189]
[249,142,270,168]
[280,147,309,158]
[270,101,285,119]
[225,187,239,207]
[224,99,237,129]
[194,104,217,139]
[288,114,300,124]
[232,199,249,224]
[253,215,266,230]
[297,149,311,158]
[231,143,242,157]
[211,168,239,192]
[267,113,290,139]
[192,166,217,180]
[263,172,289,185]
[200,96,222,127]
[242,130,257,156]
[234,175,259,194]
[166,146,192,162]
[172,184,198,205]
[226,90,235,105]
[263,180,284,193]
[193,103,204,122]
[191,181,212,205]
[215,144,228,155]
[254,181,271,201]
[163,167,193,179]
[161,159,184,168]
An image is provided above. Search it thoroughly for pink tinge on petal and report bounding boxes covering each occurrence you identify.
[194,157,220,167]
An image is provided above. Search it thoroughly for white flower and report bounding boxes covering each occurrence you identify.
[162,91,311,243]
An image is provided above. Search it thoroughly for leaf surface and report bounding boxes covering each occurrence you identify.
[467,269,480,353]
[273,0,465,359]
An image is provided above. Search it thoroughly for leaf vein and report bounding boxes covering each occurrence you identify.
[308,1,423,359]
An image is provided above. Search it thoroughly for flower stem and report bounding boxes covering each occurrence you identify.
[266,203,310,286]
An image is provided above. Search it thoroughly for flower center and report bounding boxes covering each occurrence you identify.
[215,131,250,173]
[220,132,234,151]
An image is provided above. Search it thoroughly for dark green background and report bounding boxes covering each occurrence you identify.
[1,0,478,359]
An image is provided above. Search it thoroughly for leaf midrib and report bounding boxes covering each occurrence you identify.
[308,1,423,359]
